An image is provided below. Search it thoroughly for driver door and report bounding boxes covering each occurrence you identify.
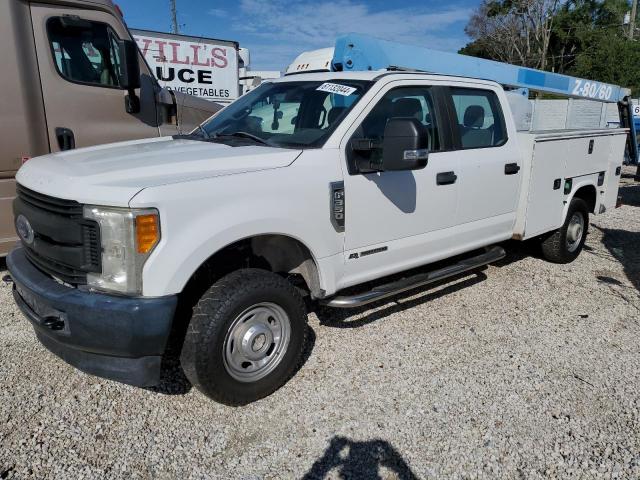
[30,4,159,151]
[339,81,461,286]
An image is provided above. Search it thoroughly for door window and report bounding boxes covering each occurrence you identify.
[358,87,440,150]
[350,86,441,171]
[450,88,507,149]
[48,17,122,88]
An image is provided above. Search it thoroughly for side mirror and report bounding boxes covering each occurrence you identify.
[381,118,429,171]
[117,39,141,114]
[117,39,141,90]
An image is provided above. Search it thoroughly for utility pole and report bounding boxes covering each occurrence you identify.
[630,0,637,39]
[170,0,179,34]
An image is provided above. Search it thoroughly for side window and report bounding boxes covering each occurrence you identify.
[450,88,507,149]
[48,17,122,88]
[358,87,440,151]
[319,92,359,129]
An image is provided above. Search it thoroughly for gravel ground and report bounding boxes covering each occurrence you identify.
[1,168,639,479]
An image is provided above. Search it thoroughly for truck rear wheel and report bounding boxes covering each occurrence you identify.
[180,269,307,405]
[540,197,589,264]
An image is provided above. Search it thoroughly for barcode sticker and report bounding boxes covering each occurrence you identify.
[316,83,357,96]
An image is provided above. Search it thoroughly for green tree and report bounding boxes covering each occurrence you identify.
[460,0,640,93]
[572,30,640,93]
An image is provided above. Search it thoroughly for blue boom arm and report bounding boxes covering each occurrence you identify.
[332,33,626,103]
[331,33,638,164]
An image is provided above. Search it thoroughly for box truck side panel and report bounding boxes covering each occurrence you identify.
[132,29,239,104]
[0,0,49,255]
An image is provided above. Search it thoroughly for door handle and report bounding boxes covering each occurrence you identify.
[55,127,75,151]
[504,163,520,175]
[436,171,457,185]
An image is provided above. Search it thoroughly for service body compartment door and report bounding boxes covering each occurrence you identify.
[564,135,611,179]
[523,139,566,238]
[602,133,627,210]
[29,4,160,151]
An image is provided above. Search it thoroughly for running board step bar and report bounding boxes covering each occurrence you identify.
[321,246,506,308]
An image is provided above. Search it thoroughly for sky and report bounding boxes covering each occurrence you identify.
[117,0,479,72]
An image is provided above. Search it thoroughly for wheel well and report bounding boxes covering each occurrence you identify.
[183,235,322,299]
[572,184,597,213]
[165,235,320,361]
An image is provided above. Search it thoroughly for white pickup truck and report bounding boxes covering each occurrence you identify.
[8,70,626,405]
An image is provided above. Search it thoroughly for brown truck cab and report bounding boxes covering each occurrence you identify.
[0,0,222,255]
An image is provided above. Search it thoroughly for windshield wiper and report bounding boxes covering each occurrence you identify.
[196,125,210,139]
[213,131,271,146]
[173,125,211,142]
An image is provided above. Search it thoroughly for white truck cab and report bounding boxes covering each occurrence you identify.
[8,63,628,404]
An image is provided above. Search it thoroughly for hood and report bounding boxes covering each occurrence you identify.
[16,137,302,206]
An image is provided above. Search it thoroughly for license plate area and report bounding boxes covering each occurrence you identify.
[15,283,69,334]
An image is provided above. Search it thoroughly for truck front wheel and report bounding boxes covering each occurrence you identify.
[180,268,307,405]
[540,197,589,264]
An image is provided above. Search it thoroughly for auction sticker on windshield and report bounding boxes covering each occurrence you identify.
[316,83,357,96]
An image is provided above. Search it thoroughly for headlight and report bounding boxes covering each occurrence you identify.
[83,206,160,295]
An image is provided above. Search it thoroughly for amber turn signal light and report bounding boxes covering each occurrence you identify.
[135,214,159,254]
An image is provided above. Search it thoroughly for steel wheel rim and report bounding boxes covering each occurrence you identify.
[223,302,291,383]
[566,212,585,252]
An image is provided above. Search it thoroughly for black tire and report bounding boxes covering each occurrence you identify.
[180,268,307,406]
[540,197,589,264]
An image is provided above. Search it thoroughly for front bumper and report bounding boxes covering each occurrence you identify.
[7,247,178,387]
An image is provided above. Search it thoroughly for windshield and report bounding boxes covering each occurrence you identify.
[199,80,372,148]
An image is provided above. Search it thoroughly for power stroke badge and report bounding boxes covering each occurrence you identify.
[330,182,345,232]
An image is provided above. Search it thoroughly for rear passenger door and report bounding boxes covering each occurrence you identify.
[446,86,520,236]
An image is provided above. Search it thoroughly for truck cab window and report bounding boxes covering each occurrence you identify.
[48,18,121,88]
[350,87,440,170]
[318,92,359,129]
[450,88,507,149]
[359,88,439,149]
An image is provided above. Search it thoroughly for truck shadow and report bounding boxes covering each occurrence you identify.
[593,225,640,294]
[312,270,488,328]
[619,183,640,207]
[149,324,317,397]
[312,240,541,328]
[302,436,418,480]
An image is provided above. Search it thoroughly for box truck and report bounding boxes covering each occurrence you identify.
[0,0,222,256]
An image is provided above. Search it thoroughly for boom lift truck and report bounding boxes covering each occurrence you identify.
[8,34,633,405]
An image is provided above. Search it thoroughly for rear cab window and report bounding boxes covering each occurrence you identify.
[449,88,507,149]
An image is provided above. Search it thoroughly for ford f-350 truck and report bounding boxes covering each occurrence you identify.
[7,38,629,405]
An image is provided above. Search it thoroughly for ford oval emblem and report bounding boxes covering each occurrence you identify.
[16,214,35,245]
